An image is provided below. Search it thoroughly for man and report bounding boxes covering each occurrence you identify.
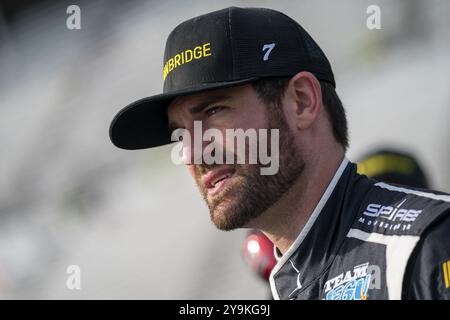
[241,148,432,296]
[110,7,450,299]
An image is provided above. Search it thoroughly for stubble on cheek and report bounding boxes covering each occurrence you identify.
[190,161,254,230]
[192,162,271,231]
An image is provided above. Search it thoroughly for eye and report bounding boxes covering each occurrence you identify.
[205,106,225,118]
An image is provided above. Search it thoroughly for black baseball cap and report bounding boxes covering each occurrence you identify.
[109,6,335,150]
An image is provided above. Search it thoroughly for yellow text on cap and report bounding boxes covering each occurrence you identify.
[163,43,212,80]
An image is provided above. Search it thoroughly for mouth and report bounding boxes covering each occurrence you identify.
[202,168,236,197]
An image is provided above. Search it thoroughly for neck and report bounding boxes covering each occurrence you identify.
[253,146,345,255]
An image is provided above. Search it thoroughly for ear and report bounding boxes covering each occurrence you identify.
[285,71,323,131]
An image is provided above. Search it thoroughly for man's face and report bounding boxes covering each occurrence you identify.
[167,84,304,230]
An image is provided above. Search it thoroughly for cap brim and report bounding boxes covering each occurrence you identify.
[109,78,260,150]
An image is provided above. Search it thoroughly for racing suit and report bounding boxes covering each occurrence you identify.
[269,158,450,300]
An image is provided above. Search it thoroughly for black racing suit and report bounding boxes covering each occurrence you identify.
[269,159,450,300]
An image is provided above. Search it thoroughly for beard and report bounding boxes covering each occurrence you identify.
[193,108,305,231]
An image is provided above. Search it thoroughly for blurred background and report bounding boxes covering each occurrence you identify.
[0,0,449,299]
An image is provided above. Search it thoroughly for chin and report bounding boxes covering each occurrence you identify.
[211,201,262,232]
[210,204,235,231]
[209,201,244,231]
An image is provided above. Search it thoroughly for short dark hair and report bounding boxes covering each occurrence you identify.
[251,77,349,150]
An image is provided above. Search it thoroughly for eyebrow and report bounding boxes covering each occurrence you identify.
[168,95,231,132]
[189,95,231,114]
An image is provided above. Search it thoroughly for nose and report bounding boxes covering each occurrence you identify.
[181,138,195,165]
[180,129,204,165]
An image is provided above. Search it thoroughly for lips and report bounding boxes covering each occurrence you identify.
[201,168,235,196]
